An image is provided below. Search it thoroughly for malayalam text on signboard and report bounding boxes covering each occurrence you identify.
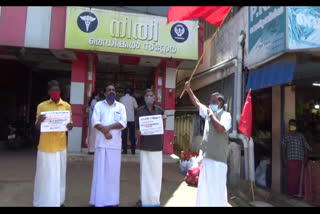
[139,114,164,136]
[65,7,198,60]
[40,111,71,133]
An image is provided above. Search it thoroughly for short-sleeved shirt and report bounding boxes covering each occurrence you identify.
[91,100,127,150]
[35,99,72,153]
[120,94,138,122]
[136,105,164,151]
[281,132,312,161]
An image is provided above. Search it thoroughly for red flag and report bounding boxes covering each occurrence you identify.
[167,6,231,26]
[238,89,252,140]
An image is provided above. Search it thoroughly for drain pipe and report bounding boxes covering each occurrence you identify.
[229,30,253,181]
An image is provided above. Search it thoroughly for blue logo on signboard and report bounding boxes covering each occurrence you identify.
[77,12,98,33]
[171,23,189,43]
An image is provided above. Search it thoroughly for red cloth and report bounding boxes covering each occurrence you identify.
[304,161,320,206]
[238,89,252,140]
[167,6,231,26]
[304,161,312,203]
[286,160,303,197]
[185,165,201,187]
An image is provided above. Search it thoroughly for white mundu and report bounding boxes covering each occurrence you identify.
[89,100,127,207]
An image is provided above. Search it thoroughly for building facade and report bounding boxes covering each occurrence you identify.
[0,6,203,154]
[246,6,320,196]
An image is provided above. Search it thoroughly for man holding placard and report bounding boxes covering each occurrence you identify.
[33,80,73,207]
[136,89,167,207]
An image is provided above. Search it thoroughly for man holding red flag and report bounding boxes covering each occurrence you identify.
[184,81,231,207]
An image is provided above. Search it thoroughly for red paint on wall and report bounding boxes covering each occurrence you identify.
[164,88,176,110]
[0,7,27,47]
[49,7,66,50]
[71,58,87,82]
[119,55,140,65]
[163,130,174,154]
[70,104,83,127]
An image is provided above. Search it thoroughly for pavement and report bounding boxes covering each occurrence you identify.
[0,143,314,207]
[0,145,201,207]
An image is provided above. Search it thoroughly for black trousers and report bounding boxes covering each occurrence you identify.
[122,122,136,153]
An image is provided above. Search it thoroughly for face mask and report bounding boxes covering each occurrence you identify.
[107,93,116,102]
[49,92,60,100]
[145,96,154,105]
[289,125,296,132]
[209,104,218,112]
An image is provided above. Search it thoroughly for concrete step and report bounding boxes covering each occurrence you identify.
[67,149,180,164]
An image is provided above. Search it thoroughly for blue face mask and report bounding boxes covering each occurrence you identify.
[210,104,218,112]
[107,93,116,102]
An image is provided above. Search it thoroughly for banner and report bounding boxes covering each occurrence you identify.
[40,111,70,132]
[247,7,286,67]
[139,114,164,136]
[65,7,198,60]
[288,7,320,50]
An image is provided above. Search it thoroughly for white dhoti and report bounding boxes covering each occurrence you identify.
[87,121,96,153]
[196,158,228,207]
[140,150,162,207]
[33,149,66,207]
[89,148,121,207]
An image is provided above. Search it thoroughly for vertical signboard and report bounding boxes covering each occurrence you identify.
[248,7,286,67]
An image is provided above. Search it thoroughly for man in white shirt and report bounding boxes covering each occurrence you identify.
[89,84,127,207]
[120,88,138,155]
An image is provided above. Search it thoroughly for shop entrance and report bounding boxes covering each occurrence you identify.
[95,63,155,106]
[92,60,158,150]
[251,88,272,189]
[294,77,320,156]
[0,48,71,151]
[283,59,320,204]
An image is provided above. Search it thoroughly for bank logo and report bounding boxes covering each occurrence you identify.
[77,11,98,33]
[171,23,189,43]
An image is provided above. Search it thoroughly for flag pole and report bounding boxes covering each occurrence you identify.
[179,6,233,99]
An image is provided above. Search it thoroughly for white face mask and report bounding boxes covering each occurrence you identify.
[144,96,154,105]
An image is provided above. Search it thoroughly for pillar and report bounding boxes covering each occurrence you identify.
[284,86,296,130]
[272,85,282,193]
[68,52,96,153]
[163,67,177,155]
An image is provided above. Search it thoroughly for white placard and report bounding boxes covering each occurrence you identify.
[40,111,70,132]
[139,114,164,136]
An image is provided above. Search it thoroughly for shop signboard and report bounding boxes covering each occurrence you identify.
[65,7,198,60]
[247,6,286,67]
[288,6,320,50]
